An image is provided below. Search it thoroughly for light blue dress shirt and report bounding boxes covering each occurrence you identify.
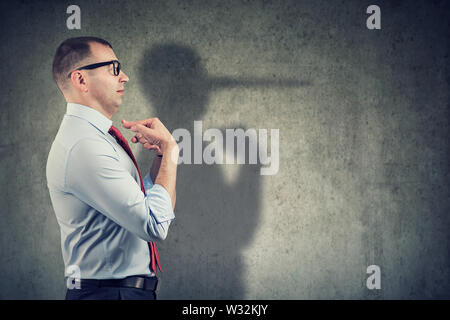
[46,103,175,279]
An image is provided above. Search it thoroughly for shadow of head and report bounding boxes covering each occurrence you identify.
[139,43,209,127]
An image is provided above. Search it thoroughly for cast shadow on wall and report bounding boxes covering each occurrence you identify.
[137,43,310,299]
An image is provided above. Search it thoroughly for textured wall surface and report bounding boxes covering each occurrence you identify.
[1,0,449,299]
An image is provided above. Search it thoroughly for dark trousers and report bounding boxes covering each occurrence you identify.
[65,281,157,300]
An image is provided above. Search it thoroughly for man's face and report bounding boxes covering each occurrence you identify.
[83,42,129,117]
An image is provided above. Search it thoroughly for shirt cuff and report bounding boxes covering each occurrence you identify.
[143,173,175,224]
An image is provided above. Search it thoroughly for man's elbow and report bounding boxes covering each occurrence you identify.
[146,204,174,241]
[155,228,168,241]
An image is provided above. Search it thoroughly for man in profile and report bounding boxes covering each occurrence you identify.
[46,36,179,300]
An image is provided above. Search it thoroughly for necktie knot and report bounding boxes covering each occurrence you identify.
[109,125,126,145]
[109,125,135,164]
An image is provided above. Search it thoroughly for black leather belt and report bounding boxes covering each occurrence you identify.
[77,276,158,291]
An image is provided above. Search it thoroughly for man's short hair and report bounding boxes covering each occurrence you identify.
[52,36,112,91]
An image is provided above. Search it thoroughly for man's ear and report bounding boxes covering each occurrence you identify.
[70,70,88,93]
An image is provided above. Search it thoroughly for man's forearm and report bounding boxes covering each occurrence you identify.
[150,156,162,183]
[154,144,178,211]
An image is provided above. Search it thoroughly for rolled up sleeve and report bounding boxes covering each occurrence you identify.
[143,173,175,223]
[143,173,175,239]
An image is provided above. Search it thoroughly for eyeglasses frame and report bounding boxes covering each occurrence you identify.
[67,60,121,78]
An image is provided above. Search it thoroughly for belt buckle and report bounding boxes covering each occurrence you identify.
[134,276,145,289]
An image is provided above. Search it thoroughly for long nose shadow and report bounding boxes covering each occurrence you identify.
[137,43,310,299]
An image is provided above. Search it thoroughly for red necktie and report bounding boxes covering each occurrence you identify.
[108,125,162,275]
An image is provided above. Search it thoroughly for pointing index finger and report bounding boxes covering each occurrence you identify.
[130,123,151,133]
[122,118,157,129]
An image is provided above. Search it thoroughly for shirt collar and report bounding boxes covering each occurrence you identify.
[66,103,112,134]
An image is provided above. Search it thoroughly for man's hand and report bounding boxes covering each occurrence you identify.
[122,118,177,156]
[122,118,178,210]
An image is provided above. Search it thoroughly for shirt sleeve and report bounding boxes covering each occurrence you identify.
[143,172,176,224]
[65,137,174,242]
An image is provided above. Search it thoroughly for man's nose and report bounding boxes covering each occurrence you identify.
[120,70,129,83]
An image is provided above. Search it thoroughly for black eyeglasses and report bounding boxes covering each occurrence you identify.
[67,60,121,78]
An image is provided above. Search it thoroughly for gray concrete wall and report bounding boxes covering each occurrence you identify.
[1,0,449,299]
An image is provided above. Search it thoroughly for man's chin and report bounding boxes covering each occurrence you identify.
[114,99,122,108]
[107,102,121,116]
